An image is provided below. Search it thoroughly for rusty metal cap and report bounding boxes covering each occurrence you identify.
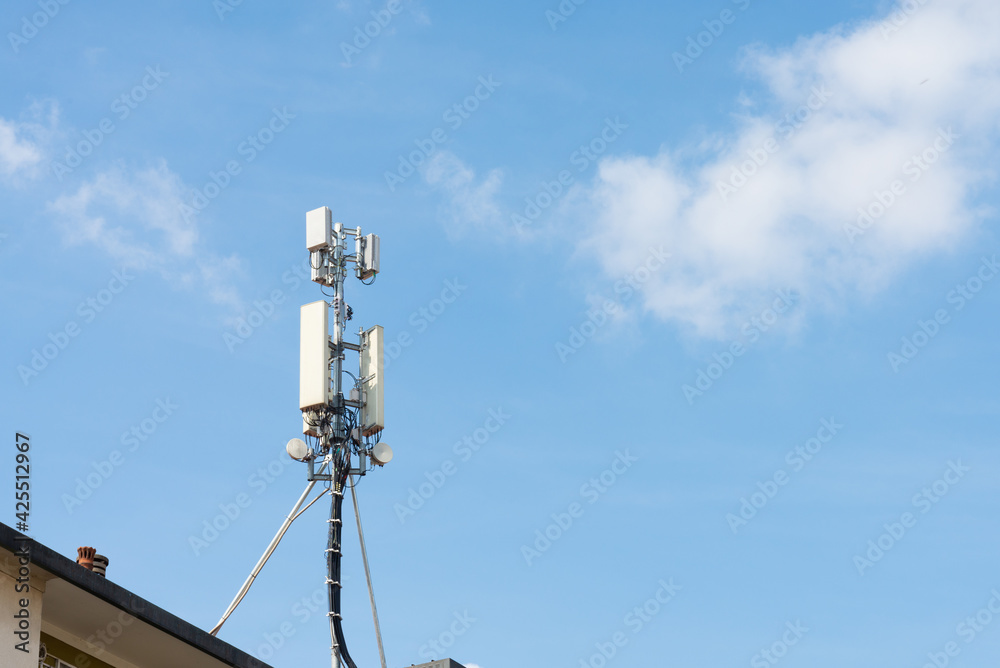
[76,546,96,571]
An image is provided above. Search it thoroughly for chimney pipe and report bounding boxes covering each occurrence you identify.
[77,546,95,571]
[77,547,108,577]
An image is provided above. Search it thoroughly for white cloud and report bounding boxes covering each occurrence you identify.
[0,120,42,177]
[574,0,1000,338]
[47,161,245,311]
[423,150,504,237]
[0,100,58,182]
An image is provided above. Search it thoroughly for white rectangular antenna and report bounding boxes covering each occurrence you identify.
[360,233,380,279]
[360,325,384,436]
[299,300,330,415]
[306,206,332,252]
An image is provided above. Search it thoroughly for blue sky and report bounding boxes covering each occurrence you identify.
[2,0,999,666]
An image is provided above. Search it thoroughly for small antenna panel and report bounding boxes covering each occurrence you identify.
[306,206,332,251]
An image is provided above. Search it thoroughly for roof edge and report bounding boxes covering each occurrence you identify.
[0,522,272,668]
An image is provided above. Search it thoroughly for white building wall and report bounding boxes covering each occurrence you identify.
[1,545,46,668]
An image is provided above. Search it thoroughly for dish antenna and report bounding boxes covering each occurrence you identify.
[285,438,310,462]
[370,442,393,466]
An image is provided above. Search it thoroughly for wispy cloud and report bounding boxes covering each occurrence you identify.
[47,161,245,311]
[570,0,1000,338]
[0,100,59,183]
[423,150,504,237]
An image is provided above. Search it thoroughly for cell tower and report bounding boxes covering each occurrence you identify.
[296,206,389,668]
[210,207,390,668]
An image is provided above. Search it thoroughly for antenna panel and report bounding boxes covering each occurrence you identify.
[361,325,384,436]
[300,300,330,411]
[306,206,332,251]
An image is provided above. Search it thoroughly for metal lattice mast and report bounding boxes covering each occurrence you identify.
[296,207,389,668]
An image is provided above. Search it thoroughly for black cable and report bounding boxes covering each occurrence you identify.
[328,454,358,668]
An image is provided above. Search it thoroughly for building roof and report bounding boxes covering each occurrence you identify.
[0,522,273,668]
